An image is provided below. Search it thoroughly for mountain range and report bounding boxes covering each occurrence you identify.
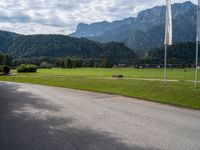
[71,1,196,52]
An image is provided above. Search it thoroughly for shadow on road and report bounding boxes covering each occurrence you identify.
[0,82,160,150]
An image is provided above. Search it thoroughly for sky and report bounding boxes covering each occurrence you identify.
[0,0,196,35]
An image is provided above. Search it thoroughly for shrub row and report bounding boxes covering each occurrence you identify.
[17,64,37,73]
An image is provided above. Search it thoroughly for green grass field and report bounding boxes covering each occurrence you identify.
[8,68,199,80]
[0,68,200,110]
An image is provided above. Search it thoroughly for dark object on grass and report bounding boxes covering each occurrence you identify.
[3,66,11,74]
[112,74,123,78]
[17,64,37,73]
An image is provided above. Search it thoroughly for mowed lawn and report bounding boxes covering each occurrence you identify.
[0,68,200,110]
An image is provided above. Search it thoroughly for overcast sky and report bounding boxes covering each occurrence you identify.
[0,0,196,35]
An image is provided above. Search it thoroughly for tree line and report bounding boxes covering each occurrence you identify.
[0,53,12,66]
[13,57,113,68]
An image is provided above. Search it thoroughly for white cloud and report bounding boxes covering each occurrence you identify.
[0,0,196,35]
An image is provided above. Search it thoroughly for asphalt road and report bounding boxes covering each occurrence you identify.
[0,81,200,150]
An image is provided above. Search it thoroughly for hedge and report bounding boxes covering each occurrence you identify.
[17,64,37,73]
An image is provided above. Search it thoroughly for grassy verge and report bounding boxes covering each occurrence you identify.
[0,71,200,110]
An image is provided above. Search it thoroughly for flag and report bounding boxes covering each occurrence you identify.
[195,0,200,88]
[164,0,172,45]
[197,0,200,42]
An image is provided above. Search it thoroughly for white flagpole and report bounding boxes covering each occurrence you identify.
[195,0,200,88]
[164,0,172,85]
[164,44,167,85]
[195,41,199,88]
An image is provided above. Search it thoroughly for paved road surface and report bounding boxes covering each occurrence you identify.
[0,81,200,150]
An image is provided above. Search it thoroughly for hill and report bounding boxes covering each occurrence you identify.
[0,31,135,65]
[71,1,196,52]
[0,31,197,67]
[138,42,196,65]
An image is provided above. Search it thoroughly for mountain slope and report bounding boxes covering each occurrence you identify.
[71,18,136,38]
[0,30,17,52]
[71,1,196,52]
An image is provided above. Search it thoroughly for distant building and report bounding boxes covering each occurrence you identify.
[135,64,185,69]
[113,64,126,68]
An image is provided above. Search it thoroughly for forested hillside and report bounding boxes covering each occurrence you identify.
[0,29,198,67]
[138,42,196,65]
[0,31,136,65]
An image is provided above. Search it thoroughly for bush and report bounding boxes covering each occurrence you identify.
[40,61,52,69]
[3,66,11,74]
[0,66,2,72]
[17,64,37,73]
